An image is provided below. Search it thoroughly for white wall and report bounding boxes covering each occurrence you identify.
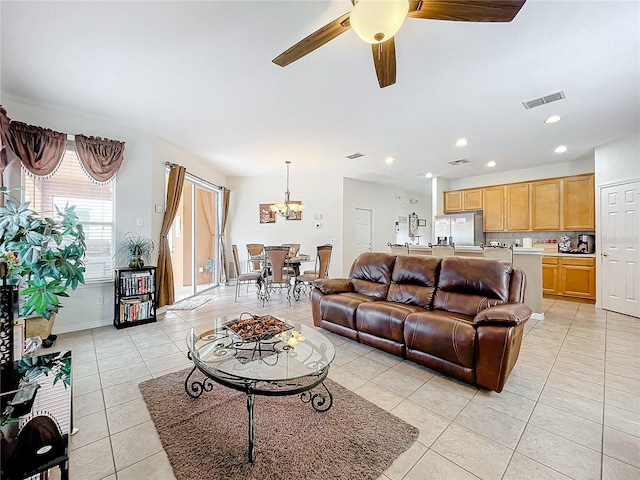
[227,172,344,277]
[2,100,226,333]
[593,132,640,308]
[447,153,595,191]
[594,133,640,187]
[342,178,431,275]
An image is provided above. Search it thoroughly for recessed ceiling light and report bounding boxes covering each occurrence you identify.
[385,156,394,164]
[455,138,468,147]
[554,145,567,153]
[544,115,562,124]
[425,172,433,178]
[487,160,497,167]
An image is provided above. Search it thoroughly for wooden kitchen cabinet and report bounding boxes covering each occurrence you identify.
[483,186,506,231]
[542,256,595,300]
[444,188,483,212]
[444,191,463,213]
[560,257,596,299]
[531,179,561,230]
[463,188,483,211]
[506,183,530,231]
[542,257,560,294]
[562,174,595,229]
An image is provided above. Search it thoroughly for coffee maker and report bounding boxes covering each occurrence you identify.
[577,234,595,253]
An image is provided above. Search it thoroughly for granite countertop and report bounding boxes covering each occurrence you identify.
[406,245,545,255]
[542,252,596,258]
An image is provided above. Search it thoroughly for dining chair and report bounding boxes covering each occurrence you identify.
[263,246,291,305]
[232,245,262,302]
[481,243,514,264]
[294,244,332,300]
[246,243,264,272]
[281,243,301,257]
[428,242,456,258]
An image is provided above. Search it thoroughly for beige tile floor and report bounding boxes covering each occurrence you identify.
[46,286,639,480]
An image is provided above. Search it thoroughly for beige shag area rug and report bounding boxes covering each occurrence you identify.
[139,369,418,480]
[166,297,210,310]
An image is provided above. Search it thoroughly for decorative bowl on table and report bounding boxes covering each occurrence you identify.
[224,313,293,343]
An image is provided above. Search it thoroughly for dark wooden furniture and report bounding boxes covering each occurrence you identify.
[114,266,156,329]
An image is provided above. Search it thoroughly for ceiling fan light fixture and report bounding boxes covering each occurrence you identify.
[350,0,409,44]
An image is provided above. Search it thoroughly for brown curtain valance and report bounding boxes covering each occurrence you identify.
[74,134,125,184]
[4,121,66,178]
[0,106,12,175]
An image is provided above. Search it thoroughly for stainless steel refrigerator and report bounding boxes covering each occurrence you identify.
[433,212,485,246]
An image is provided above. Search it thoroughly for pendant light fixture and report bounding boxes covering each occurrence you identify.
[269,161,306,218]
[350,0,410,44]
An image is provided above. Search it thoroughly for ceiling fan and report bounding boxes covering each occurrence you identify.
[273,0,527,88]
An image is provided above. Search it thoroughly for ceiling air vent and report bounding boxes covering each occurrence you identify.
[448,159,470,166]
[345,152,365,160]
[522,90,566,109]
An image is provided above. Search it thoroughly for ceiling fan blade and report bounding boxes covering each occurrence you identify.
[372,37,396,88]
[273,12,351,67]
[408,0,526,22]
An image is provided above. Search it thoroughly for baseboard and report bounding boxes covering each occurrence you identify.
[530,312,545,321]
[53,318,112,334]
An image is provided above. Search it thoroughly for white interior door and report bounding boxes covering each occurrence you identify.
[600,181,640,317]
[354,208,373,257]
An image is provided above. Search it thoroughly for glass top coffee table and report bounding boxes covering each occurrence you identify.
[185,315,336,462]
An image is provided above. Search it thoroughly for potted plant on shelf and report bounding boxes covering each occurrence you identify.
[0,188,86,345]
[116,232,156,269]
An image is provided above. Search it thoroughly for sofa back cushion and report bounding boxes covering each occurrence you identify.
[433,257,513,316]
[387,255,441,308]
[349,253,396,299]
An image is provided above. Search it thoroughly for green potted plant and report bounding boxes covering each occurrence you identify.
[116,232,156,268]
[0,187,86,343]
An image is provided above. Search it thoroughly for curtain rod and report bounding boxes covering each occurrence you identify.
[165,161,222,189]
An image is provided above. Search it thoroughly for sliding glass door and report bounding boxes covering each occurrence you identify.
[168,173,220,301]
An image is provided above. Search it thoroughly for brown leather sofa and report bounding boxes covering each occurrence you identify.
[311,253,532,392]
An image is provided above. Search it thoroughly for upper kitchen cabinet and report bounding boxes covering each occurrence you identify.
[506,183,530,231]
[562,174,595,230]
[443,188,483,213]
[444,190,463,213]
[483,186,506,232]
[463,189,483,211]
[531,179,561,230]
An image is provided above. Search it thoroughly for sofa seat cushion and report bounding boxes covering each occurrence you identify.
[404,310,476,369]
[356,301,425,343]
[319,293,378,330]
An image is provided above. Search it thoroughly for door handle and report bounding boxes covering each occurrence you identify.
[602,252,609,257]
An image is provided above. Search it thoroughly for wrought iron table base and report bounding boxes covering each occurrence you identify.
[184,366,333,463]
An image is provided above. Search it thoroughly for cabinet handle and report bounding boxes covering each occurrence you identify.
[602,252,609,257]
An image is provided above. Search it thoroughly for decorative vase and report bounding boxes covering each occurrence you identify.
[129,255,144,269]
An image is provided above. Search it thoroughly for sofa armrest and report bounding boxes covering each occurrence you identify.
[473,303,532,328]
[312,278,354,295]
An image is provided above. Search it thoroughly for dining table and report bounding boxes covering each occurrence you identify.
[249,254,314,278]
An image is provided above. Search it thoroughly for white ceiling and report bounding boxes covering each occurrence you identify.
[1,0,639,192]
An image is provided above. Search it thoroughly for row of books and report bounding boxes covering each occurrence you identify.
[119,298,154,323]
[120,272,155,296]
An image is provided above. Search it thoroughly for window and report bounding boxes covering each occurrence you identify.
[23,144,115,282]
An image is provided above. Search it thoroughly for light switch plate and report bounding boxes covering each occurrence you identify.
[136,218,144,227]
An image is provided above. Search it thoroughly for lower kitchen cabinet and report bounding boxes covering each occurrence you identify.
[542,256,596,301]
[542,257,559,295]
